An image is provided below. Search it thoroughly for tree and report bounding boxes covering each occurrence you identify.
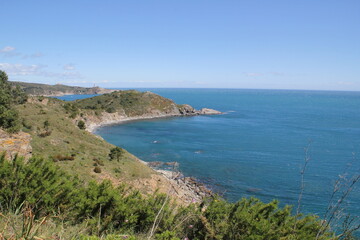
[109,147,125,162]
[0,70,24,133]
[78,120,86,130]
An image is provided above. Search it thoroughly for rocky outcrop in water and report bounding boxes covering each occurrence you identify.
[198,108,222,115]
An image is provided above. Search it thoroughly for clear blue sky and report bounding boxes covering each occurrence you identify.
[0,0,359,90]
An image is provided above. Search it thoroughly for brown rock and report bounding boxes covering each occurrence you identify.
[0,129,32,160]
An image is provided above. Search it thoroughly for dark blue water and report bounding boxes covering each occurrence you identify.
[56,94,99,101]
[61,89,360,219]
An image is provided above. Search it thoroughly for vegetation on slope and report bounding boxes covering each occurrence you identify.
[0,71,27,133]
[10,81,113,96]
[74,90,181,117]
[0,155,337,240]
[15,96,154,183]
[0,71,357,239]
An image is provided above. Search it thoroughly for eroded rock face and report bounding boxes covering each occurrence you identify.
[178,104,196,115]
[0,129,32,160]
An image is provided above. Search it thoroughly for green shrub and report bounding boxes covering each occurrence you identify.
[94,166,102,173]
[184,197,334,240]
[155,231,180,240]
[22,119,32,130]
[109,147,125,162]
[93,158,104,166]
[38,130,52,137]
[63,102,79,118]
[52,154,75,162]
[43,120,50,129]
[0,71,27,133]
[0,153,339,239]
[78,120,86,130]
[0,154,78,215]
[106,107,116,113]
[0,106,21,133]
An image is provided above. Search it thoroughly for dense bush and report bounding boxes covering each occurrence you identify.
[38,130,52,137]
[0,154,78,215]
[93,166,102,173]
[63,102,79,118]
[0,70,27,133]
[52,154,75,162]
[78,120,86,130]
[184,198,334,240]
[93,158,104,166]
[109,146,125,162]
[106,106,116,113]
[0,154,338,239]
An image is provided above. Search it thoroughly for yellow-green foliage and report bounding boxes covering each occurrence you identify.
[15,97,153,183]
[0,155,337,239]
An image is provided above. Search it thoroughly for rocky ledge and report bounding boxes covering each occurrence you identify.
[83,104,222,132]
[178,104,222,115]
[0,129,32,160]
[156,169,213,203]
[142,161,213,203]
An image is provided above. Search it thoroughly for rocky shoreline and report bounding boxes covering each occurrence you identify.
[141,160,213,203]
[86,107,222,133]
[85,107,221,203]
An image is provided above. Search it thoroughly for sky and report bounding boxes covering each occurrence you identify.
[0,0,359,90]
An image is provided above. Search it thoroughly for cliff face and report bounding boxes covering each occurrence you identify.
[0,129,32,160]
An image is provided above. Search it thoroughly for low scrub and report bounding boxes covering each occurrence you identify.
[52,154,75,161]
[0,154,341,239]
[109,146,125,162]
[38,130,52,137]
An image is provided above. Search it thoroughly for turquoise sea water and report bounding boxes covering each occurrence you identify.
[59,89,360,218]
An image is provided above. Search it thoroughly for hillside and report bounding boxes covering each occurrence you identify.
[0,71,341,239]
[12,90,220,203]
[10,81,115,96]
[1,92,341,239]
[74,90,221,131]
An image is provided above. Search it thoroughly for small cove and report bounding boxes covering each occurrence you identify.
[59,88,360,218]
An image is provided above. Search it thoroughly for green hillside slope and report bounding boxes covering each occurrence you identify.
[10,81,114,96]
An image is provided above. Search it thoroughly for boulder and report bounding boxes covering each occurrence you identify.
[0,129,32,160]
[198,108,222,115]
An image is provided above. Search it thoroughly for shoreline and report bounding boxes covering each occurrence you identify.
[87,113,184,133]
[87,112,220,203]
[86,108,222,133]
[140,160,213,203]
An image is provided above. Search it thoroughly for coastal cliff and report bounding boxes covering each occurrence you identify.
[73,90,221,132]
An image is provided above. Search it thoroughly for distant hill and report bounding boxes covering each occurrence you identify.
[10,81,115,96]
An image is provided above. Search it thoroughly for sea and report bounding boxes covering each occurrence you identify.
[57,88,360,220]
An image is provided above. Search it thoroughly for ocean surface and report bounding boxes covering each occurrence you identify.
[58,89,360,219]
